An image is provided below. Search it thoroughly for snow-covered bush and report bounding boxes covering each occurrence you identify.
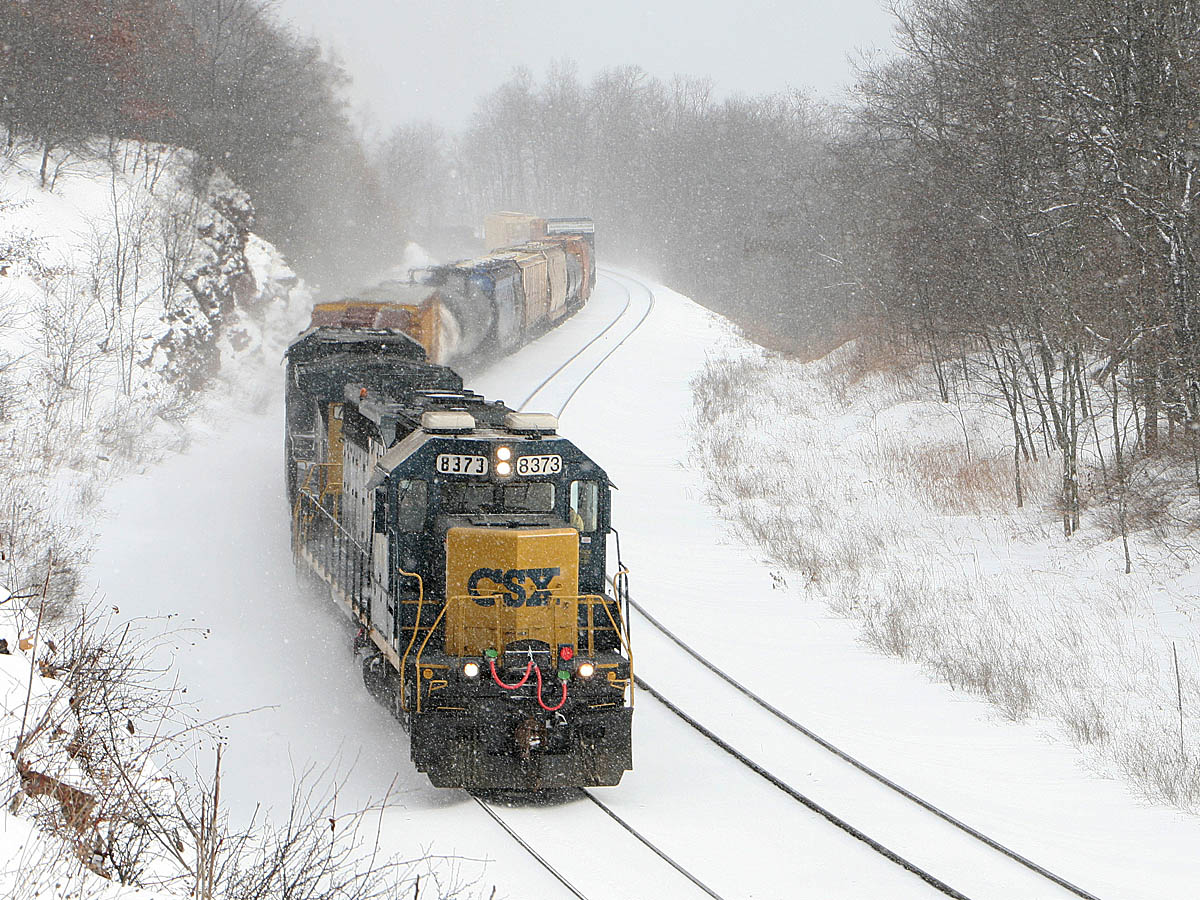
[692,345,1200,809]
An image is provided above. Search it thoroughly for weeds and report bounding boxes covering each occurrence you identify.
[692,347,1200,810]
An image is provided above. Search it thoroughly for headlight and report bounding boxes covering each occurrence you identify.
[462,662,480,678]
[577,662,595,679]
[496,461,512,477]
[496,446,512,461]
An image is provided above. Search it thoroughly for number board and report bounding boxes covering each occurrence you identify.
[515,454,563,476]
[436,454,488,476]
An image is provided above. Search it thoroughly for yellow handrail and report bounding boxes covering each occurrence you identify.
[437,592,634,704]
[412,604,448,714]
[397,568,425,713]
[442,594,621,653]
[390,589,636,714]
[592,593,634,705]
[291,464,318,536]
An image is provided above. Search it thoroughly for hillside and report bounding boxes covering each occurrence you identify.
[693,335,1200,813]
[0,141,308,896]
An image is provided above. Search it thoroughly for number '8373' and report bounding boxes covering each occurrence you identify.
[515,454,562,476]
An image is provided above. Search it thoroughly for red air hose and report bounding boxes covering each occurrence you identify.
[488,658,569,711]
[489,658,533,689]
[535,665,569,712]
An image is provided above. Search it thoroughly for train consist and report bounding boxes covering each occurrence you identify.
[308,213,595,366]
[285,217,634,791]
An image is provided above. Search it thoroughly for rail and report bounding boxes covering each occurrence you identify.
[473,790,728,900]
[628,595,1103,900]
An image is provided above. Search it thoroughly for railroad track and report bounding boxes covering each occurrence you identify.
[478,271,1108,898]
[628,596,1103,899]
[518,270,655,416]
[473,790,727,900]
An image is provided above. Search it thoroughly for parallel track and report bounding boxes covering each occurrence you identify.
[474,791,728,900]
[628,596,1104,900]
[518,270,655,417]
[480,272,1099,899]
[516,272,631,412]
[472,796,591,900]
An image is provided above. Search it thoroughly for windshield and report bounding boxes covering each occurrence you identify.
[438,482,555,514]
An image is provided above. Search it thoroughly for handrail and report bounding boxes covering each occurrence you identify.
[293,497,637,713]
[291,464,318,535]
[438,592,634,705]
[397,567,425,713]
[592,592,634,705]
[443,593,624,656]
[412,604,448,714]
[294,486,371,557]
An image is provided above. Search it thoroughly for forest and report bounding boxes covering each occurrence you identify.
[8,0,1200,543]
[421,1,1200,550]
[0,0,395,289]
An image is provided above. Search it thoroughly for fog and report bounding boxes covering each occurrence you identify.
[274,0,896,130]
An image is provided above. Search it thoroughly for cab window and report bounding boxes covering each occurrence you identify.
[569,481,599,531]
[504,482,554,512]
[396,480,427,531]
[439,483,492,513]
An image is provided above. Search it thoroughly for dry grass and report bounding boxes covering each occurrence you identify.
[691,348,1200,810]
[862,441,1019,515]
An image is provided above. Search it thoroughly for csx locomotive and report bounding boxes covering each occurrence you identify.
[285,219,633,791]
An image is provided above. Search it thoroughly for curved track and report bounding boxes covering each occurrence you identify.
[629,595,1103,900]
[483,271,1106,900]
[515,274,632,412]
[471,273,967,898]
[464,271,720,897]
[517,270,655,417]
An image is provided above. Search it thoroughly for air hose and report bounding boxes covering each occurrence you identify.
[535,665,569,712]
[490,658,532,689]
[488,658,569,711]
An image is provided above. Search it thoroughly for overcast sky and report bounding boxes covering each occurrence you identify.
[273,1,898,136]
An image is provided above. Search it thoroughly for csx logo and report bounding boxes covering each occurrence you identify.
[468,567,560,607]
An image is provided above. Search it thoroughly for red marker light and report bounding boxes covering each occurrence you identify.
[559,645,574,661]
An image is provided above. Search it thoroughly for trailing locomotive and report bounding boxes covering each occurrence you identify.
[284,231,633,791]
[311,214,595,366]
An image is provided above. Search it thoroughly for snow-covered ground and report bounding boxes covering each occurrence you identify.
[690,333,1200,813]
[81,270,1200,898]
[0,142,309,895]
[0,143,306,610]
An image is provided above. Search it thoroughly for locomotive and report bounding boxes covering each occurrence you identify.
[285,219,633,791]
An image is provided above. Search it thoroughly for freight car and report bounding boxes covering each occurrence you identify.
[284,313,633,791]
[413,214,596,360]
[310,215,595,367]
